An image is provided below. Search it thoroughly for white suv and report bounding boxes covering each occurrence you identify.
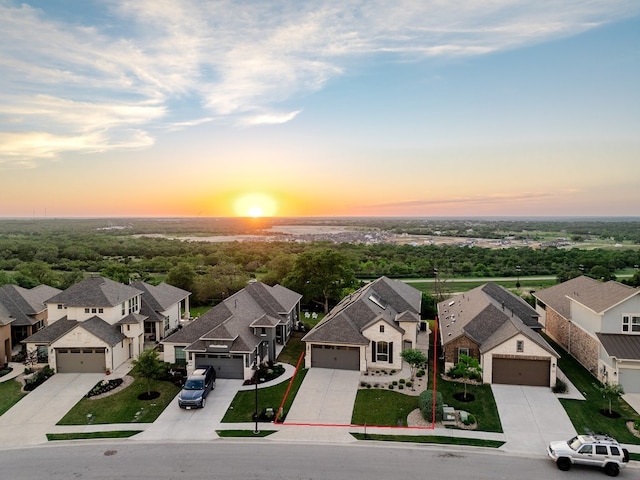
[548,434,629,477]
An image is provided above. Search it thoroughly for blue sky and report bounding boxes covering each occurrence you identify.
[1,1,639,217]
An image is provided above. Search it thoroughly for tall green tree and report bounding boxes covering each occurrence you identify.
[166,262,196,292]
[284,249,356,313]
[448,354,482,400]
[132,349,164,396]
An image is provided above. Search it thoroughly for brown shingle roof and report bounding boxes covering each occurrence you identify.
[534,275,638,319]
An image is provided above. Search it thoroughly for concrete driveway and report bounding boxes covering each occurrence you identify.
[284,368,360,425]
[134,378,244,441]
[492,384,576,454]
[0,373,102,447]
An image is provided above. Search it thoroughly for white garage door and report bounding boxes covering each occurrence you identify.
[619,368,640,393]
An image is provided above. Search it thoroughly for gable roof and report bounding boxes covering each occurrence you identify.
[47,276,141,308]
[439,283,557,357]
[22,315,127,347]
[0,284,61,327]
[534,275,638,318]
[130,281,190,321]
[22,318,77,344]
[162,282,301,355]
[302,276,421,345]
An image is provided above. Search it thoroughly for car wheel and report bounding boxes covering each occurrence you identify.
[556,457,571,471]
[201,397,206,408]
[604,463,619,477]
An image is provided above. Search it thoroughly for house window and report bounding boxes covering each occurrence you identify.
[98,308,103,313]
[126,324,130,331]
[91,308,97,313]
[58,304,64,310]
[379,325,385,333]
[164,316,170,331]
[516,340,524,352]
[622,315,640,333]
[84,308,90,314]
[377,341,389,362]
[122,303,125,315]
[458,347,469,362]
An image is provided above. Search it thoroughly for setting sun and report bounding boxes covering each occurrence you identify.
[234,193,278,217]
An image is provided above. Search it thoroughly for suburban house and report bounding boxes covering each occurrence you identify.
[23,276,190,373]
[534,275,640,392]
[130,281,191,346]
[0,284,61,363]
[302,277,424,371]
[438,283,559,387]
[161,281,302,380]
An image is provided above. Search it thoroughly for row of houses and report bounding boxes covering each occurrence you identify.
[1,273,639,394]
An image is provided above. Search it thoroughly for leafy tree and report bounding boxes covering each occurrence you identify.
[448,354,482,400]
[101,263,131,284]
[132,349,164,396]
[596,382,624,415]
[419,389,443,422]
[400,348,427,385]
[166,262,196,292]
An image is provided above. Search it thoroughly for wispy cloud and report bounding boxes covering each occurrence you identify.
[1,0,638,165]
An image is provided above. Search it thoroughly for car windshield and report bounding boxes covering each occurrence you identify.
[568,436,584,451]
[184,379,204,390]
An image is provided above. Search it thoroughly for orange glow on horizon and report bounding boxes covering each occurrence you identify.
[233,193,278,217]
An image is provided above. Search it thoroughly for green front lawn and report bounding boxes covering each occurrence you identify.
[352,433,504,448]
[546,336,640,444]
[276,331,306,366]
[0,379,27,416]
[222,368,307,423]
[57,372,180,425]
[352,390,418,427]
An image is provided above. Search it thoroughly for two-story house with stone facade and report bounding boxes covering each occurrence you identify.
[23,276,190,373]
[534,275,640,392]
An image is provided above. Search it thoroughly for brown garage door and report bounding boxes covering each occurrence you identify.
[311,345,360,370]
[56,348,106,373]
[492,357,550,386]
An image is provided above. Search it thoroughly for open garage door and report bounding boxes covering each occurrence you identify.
[56,348,106,373]
[492,357,550,386]
[311,345,360,370]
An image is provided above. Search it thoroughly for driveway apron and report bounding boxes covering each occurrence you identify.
[134,378,243,442]
[284,368,360,425]
[492,384,576,454]
[0,373,102,447]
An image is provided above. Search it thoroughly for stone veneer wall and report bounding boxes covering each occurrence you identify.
[544,307,599,374]
[443,335,480,369]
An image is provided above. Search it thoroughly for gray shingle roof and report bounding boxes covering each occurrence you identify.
[22,318,77,344]
[130,281,190,311]
[439,283,557,357]
[596,333,640,360]
[82,316,127,346]
[302,276,421,345]
[0,284,61,327]
[162,282,300,356]
[534,275,638,319]
[47,276,141,308]
[116,313,146,325]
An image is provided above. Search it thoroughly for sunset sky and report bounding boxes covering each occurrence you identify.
[1,1,639,218]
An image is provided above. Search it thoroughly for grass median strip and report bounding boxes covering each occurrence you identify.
[216,430,275,438]
[47,431,142,441]
[352,433,504,448]
[0,379,27,417]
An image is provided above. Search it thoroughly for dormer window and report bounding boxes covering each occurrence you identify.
[379,325,385,333]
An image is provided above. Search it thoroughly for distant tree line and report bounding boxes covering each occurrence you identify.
[1,219,639,313]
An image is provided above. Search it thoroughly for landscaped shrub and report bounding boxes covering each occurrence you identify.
[366,383,372,388]
[398,384,404,390]
[86,378,124,398]
[463,413,476,426]
[406,381,413,388]
[24,365,54,391]
[418,389,443,422]
[399,378,405,384]
[416,369,425,378]
[388,384,394,389]
[392,380,398,385]
[552,378,568,394]
[0,366,13,377]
